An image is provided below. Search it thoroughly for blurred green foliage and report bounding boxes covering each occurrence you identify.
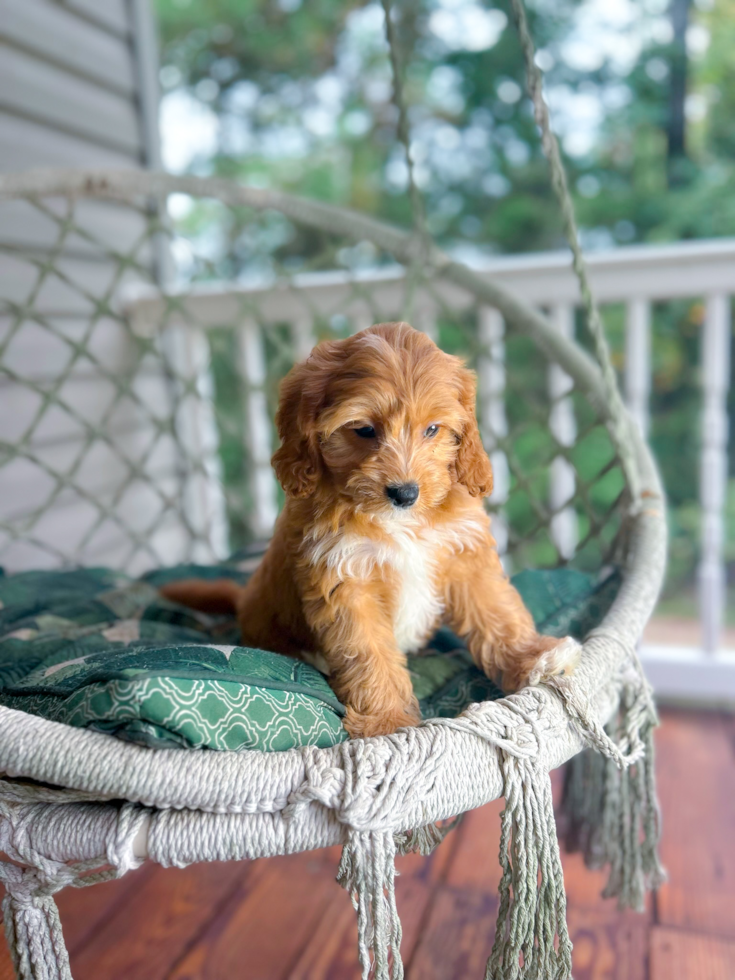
[155,0,735,604]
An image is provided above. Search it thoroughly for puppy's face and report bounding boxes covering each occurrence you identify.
[272,322,493,516]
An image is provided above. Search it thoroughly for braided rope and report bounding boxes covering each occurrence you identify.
[510,0,642,502]
[381,0,432,324]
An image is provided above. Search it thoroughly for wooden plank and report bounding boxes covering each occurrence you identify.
[290,875,434,980]
[162,326,229,561]
[561,847,652,916]
[0,199,150,262]
[0,471,186,573]
[560,769,651,980]
[167,851,342,980]
[698,293,731,654]
[477,307,510,560]
[655,710,735,936]
[127,239,735,344]
[625,298,651,437]
[0,314,155,382]
[0,506,193,574]
[650,926,735,980]
[0,372,173,446]
[0,252,145,316]
[639,645,735,703]
[406,886,499,980]
[0,0,136,96]
[1,429,180,519]
[0,112,138,172]
[67,861,248,980]
[440,782,651,978]
[128,0,163,170]
[548,303,578,560]
[56,864,156,956]
[442,798,504,894]
[564,906,648,980]
[53,0,131,40]
[236,318,278,537]
[410,876,648,980]
[0,44,141,156]
[0,938,15,980]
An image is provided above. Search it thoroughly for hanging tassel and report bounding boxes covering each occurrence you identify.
[337,829,404,980]
[487,753,573,980]
[559,748,607,867]
[394,815,462,857]
[2,891,72,980]
[559,684,666,912]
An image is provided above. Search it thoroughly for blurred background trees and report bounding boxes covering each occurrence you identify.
[152,0,735,614]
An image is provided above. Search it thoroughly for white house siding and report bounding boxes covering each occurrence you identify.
[0,0,196,574]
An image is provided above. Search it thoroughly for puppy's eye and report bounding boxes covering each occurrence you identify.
[425,424,440,438]
[353,425,377,439]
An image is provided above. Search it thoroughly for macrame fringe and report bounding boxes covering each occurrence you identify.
[2,892,72,980]
[337,829,404,980]
[394,815,462,857]
[487,755,573,980]
[559,688,666,912]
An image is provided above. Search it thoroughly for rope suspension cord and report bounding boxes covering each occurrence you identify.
[509,0,642,504]
[380,0,432,325]
[382,0,642,506]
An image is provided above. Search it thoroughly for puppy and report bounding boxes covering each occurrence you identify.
[161,322,580,738]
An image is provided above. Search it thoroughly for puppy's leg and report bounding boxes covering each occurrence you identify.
[306,580,420,738]
[444,547,581,692]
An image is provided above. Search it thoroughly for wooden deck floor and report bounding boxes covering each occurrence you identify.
[1,708,733,980]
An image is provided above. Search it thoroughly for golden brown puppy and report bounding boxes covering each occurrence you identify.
[161,322,580,737]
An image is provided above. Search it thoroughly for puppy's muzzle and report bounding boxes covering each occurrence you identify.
[385,483,419,508]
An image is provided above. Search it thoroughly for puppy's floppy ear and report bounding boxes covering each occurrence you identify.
[455,365,494,497]
[271,361,321,498]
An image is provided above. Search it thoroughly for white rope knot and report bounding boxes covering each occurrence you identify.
[286,726,449,834]
[287,729,454,980]
[550,628,657,770]
[106,803,149,876]
[283,750,347,818]
[423,692,544,762]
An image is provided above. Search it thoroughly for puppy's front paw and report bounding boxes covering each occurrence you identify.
[502,635,582,691]
[344,701,421,739]
[527,635,581,684]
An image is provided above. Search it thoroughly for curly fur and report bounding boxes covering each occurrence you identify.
[161,322,580,737]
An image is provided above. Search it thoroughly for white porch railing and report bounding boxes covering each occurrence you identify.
[125,237,735,704]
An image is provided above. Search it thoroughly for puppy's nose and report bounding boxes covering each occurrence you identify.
[386,483,419,508]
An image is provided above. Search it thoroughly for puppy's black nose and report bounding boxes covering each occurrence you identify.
[386,483,419,508]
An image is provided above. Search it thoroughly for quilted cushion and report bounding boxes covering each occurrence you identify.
[0,552,620,752]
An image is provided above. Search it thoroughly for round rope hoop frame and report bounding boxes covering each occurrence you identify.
[0,167,667,980]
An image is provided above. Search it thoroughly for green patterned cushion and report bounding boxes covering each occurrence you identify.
[0,556,620,752]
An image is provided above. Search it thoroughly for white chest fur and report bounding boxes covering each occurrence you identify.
[387,531,444,653]
[307,519,485,654]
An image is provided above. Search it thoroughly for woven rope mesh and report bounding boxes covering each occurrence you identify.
[0,182,626,575]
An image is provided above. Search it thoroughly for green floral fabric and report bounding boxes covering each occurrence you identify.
[0,554,620,752]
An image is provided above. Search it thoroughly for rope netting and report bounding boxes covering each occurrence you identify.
[0,184,627,576]
[0,0,637,580]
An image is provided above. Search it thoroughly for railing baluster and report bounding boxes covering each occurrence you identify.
[477,307,510,561]
[625,298,651,437]
[290,314,316,361]
[351,309,373,335]
[164,324,229,561]
[415,304,438,342]
[237,317,279,538]
[548,304,577,560]
[699,292,731,654]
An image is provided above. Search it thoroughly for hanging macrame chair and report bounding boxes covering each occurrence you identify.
[0,2,666,978]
